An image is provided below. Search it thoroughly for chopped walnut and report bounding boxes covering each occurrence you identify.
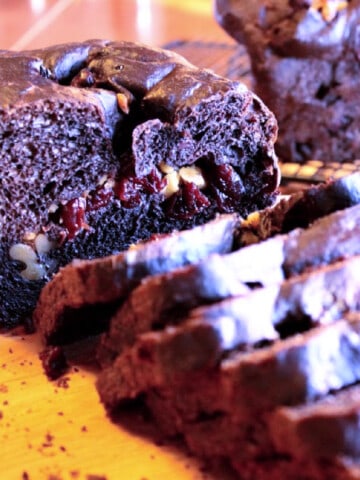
[179,166,206,189]
[116,93,130,114]
[162,170,180,197]
[159,162,175,174]
[159,162,206,198]
[238,210,275,246]
[311,0,348,22]
[34,233,55,255]
[9,243,46,280]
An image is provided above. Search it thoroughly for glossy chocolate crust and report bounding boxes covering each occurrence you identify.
[215,0,360,163]
[0,39,279,328]
[0,39,279,242]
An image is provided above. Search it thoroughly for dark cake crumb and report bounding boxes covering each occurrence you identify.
[39,346,68,380]
[42,432,54,448]
[56,376,70,389]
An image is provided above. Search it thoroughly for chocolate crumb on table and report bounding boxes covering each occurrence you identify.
[39,346,69,380]
[86,475,108,480]
[56,376,70,389]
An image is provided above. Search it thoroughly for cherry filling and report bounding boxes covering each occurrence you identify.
[60,197,87,240]
[56,169,166,239]
[58,185,114,240]
[114,168,166,209]
[203,163,245,213]
[165,181,210,220]
[86,185,114,211]
[56,161,247,240]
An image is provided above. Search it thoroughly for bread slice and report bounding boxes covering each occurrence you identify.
[34,213,239,343]
[98,315,360,479]
[97,257,360,410]
[98,201,360,364]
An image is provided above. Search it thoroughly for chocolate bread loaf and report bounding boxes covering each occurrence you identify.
[35,172,360,347]
[98,315,360,432]
[97,255,360,408]
[96,199,360,365]
[98,296,360,479]
[29,169,360,477]
[214,0,360,163]
[238,171,360,243]
[0,39,280,328]
[93,176,360,479]
[269,381,360,472]
[98,314,360,479]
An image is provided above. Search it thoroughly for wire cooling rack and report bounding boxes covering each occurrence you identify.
[164,39,360,186]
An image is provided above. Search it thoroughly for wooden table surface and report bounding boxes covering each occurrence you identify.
[0,2,237,479]
[0,0,231,51]
[2,332,230,480]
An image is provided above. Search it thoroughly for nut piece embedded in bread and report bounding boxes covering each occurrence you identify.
[9,244,45,281]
